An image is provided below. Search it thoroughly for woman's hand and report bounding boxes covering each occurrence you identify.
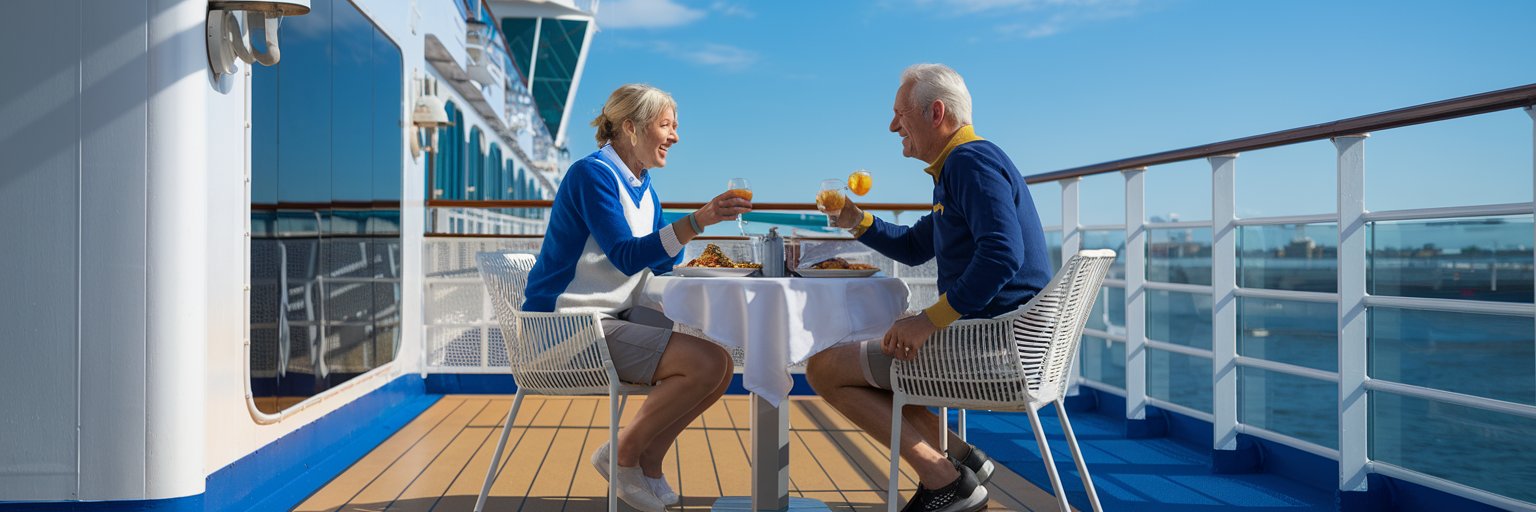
[694,191,753,226]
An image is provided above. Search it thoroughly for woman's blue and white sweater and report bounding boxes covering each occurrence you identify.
[523,146,684,314]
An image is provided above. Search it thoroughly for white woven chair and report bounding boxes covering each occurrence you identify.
[885,249,1116,512]
[473,252,651,512]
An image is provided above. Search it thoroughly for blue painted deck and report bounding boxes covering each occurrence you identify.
[966,401,1334,511]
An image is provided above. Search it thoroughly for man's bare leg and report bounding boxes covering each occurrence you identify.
[805,344,959,486]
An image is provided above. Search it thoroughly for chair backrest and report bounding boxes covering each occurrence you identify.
[476,252,536,371]
[477,251,535,315]
[476,252,620,395]
[1012,249,1117,406]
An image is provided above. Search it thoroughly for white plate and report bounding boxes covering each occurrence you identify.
[795,268,880,278]
[673,266,759,277]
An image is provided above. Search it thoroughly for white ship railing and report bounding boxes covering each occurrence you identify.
[1037,83,1536,510]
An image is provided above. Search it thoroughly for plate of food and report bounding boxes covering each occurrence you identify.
[795,257,880,278]
[674,266,758,277]
[675,243,762,277]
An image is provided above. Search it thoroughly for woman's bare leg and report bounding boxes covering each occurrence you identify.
[614,334,733,471]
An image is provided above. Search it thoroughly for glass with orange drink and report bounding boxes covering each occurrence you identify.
[847,169,873,196]
[727,178,751,235]
[817,179,847,227]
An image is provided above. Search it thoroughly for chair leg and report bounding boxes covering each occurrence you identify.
[888,395,905,512]
[610,386,620,512]
[475,390,525,512]
[958,409,967,443]
[1055,400,1102,512]
[939,407,949,453]
[1028,406,1070,512]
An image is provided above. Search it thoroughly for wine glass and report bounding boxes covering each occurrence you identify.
[816,179,847,227]
[727,178,752,236]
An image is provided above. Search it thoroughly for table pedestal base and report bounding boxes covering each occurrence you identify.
[751,394,790,510]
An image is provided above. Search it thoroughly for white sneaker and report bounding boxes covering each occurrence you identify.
[590,441,613,481]
[649,475,679,506]
[591,442,667,511]
[612,465,667,512]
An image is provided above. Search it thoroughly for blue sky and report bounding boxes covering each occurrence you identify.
[571,0,1535,227]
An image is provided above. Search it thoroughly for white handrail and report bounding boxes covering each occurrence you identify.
[1364,379,1536,421]
[1363,202,1533,222]
[1233,356,1340,383]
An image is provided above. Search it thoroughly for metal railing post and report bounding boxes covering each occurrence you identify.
[1210,155,1240,453]
[1334,134,1371,494]
[1062,178,1082,395]
[1123,168,1148,422]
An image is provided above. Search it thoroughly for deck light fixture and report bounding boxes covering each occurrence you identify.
[411,76,453,158]
[207,0,312,78]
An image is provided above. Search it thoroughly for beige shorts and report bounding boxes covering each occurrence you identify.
[859,339,895,390]
[600,307,674,385]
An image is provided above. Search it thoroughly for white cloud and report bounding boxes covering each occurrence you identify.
[650,41,758,71]
[598,0,706,29]
[710,1,756,18]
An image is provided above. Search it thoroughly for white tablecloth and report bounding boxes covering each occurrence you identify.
[645,276,910,407]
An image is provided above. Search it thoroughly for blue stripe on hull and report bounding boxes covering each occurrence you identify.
[207,374,437,512]
[0,496,202,511]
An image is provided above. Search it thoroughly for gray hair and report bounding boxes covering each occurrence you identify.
[591,83,677,147]
[900,63,973,125]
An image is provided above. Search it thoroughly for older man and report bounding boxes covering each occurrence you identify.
[806,64,1052,512]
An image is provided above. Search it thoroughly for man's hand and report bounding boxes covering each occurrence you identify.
[827,201,864,230]
[881,314,940,361]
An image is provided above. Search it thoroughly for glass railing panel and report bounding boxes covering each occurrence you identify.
[1370,390,1536,503]
[1238,223,1338,292]
[1149,348,1212,413]
[1234,140,1336,219]
[1077,173,1124,227]
[1238,297,1337,372]
[1369,307,1534,405]
[1145,160,1213,222]
[1148,289,1212,349]
[1365,109,1532,212]
[1081,229,1125,279]
[1368,215,1533,303]
[1239,367,1338,449]
[1147,226,1212,285]
[1031,183,1061,227]
[1085,285,1125,335]
[1080,336,1126,389]
[1045,229,1063,273]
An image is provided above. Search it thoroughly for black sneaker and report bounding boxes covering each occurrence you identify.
[899,464,989,512]
[953,443,995,485]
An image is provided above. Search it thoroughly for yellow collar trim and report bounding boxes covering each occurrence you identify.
[923,125,984,182]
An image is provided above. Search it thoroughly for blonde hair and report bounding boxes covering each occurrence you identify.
[901,63,973,125]
[591,84,677,148]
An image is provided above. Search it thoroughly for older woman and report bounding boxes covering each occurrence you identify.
[523,84,746,511]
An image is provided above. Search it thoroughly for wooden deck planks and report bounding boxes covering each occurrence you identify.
[294,397,468,512]
[300,395,1071,511]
